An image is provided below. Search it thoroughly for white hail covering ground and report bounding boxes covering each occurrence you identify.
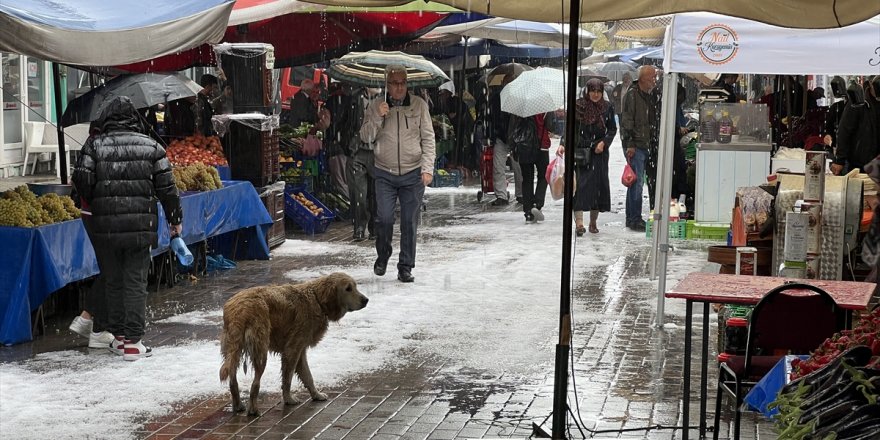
[0,139,712,439]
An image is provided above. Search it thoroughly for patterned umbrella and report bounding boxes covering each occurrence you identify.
[500,68,568,118]
[327,50,449,88]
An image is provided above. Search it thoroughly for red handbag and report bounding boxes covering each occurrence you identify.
[621,161,637,187]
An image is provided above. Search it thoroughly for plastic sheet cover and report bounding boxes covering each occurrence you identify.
[153,180,274,260]
[0,0,233,65]
[211,114,280,138]
[0,221,99,345]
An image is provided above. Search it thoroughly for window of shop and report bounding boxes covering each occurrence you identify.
[2,53,23,145]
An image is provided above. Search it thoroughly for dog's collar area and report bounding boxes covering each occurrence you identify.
[308,288,331,317]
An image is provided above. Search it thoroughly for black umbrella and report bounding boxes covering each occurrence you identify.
[61,72,202,127]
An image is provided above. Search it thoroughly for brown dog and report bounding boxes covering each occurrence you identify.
[219,272,368,416]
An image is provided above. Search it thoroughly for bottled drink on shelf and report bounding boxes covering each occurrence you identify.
[717,110,733,144]
[700,109,716,143]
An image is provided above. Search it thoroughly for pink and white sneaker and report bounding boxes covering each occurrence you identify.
[109,336,125,356]
[123,340,152,361]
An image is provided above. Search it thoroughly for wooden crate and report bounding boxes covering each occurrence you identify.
[260,189,286,248]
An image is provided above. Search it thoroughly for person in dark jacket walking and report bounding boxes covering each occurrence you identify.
[345,86,381,241]
[559,79,617,236]
[359,66,435,283]
[620,65,660,231]
[510,113,550,223]
[73,96,182,361]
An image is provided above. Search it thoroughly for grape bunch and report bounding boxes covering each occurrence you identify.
[172,163,223,192]
[0,186,81,227]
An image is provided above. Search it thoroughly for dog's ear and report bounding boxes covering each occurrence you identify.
[318,273,347,321]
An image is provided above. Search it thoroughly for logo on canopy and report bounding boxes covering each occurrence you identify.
[696,24,739,65]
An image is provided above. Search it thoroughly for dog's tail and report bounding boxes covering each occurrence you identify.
[219,321,244,383]
[219,321,259,382]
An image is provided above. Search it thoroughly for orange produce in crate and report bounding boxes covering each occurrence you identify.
[167,135,228,166]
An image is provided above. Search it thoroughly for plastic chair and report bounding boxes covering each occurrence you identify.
[23,121,65,177]
[712,282,843,440]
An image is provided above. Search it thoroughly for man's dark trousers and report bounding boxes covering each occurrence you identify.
[374,168,424,273]
[92,238,151,340]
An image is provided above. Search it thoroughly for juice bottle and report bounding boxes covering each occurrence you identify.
[717,110,733,144]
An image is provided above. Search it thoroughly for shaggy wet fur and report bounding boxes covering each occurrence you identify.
[219,272,368,416]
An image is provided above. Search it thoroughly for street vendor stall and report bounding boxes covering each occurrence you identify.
[0,180,271,346]
[652,12,880,439]
[653,12,880,311]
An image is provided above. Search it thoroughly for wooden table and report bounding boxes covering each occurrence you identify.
[665,272,876,439]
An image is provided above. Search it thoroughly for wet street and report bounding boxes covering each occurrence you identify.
[0,143,777,439]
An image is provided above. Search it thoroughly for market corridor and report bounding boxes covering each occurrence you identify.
[0,145,775,440]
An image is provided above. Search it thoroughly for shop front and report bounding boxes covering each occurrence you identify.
[0,52,52,178]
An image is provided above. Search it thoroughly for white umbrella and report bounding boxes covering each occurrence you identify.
[500,68,568,118]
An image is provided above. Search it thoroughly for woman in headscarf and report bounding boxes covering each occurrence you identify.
[560,78,617,236]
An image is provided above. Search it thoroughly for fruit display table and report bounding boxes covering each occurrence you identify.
[0,220,99,345]
[0,181,273,346]
[153,180,274,260]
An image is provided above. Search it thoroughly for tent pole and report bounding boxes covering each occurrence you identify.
[454,36,470,168]
[550,0,581,437]
[649,73,669,281]
[655,72,679,328]
[52,63,68,184]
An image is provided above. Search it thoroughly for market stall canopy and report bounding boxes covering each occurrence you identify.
[407,37,581,64]
[0,0,233,65]
[302,0,879,29]
[107,1,449,73]
[426,18,595,48]
[662,13,880,75]
[604,15,671,45]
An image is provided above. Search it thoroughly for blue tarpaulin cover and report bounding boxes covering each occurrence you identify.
[0,220,99,345]
[154,181,274,260]
[0,180,271,346]
[0,0,233,66]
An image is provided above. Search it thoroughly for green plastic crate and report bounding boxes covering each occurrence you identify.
[646,220,688,239]
[687,221,730,241]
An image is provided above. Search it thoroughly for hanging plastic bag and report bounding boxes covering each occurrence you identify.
[548,154,566,200]
[621,161,637,188]
[302,134,322,157]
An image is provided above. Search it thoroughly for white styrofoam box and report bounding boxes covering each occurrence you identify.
[772,158,804,173]
[695,146,772,224]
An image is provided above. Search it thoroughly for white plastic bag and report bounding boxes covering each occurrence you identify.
[548,154,566,200]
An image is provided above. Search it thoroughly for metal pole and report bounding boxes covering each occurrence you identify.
[655,72,679,327]
[552,0,581,437]
[454,36,470,167]
[52,63,68,184]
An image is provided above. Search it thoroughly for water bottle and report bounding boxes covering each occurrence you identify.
[170,236,194,266]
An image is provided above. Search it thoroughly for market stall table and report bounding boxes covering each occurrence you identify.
[665,272,876,439]
[153,180,274,261]
[0,220,99,345]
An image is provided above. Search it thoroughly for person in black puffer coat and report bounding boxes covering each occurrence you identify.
[73,96,182,361]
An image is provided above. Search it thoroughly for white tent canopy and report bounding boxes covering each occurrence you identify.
[662,12,880,75]
[652,13,880,324]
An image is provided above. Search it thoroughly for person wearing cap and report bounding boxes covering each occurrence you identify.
[359,65,435,283]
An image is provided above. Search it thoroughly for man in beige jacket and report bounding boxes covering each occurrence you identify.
[359,65,436,283]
